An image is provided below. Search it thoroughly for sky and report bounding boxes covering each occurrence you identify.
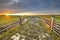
[0,0,60,13]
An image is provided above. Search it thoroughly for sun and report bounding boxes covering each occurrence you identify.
[4,12,11,19]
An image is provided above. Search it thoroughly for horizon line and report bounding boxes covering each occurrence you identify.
[0,12,60,16]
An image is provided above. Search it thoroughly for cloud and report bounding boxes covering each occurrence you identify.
[0,0,60,13]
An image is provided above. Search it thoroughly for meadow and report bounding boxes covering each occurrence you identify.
[0,15,60,40]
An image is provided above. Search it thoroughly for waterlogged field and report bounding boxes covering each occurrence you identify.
[0,15,60,40]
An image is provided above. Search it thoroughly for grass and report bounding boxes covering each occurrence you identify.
[0,16,31,40]
[0,16,19,26]
[0,25,20,40]
[0,15,60,40]
[40,19,60,40]
[39,19,50,33]
[50,30,60,40]
[55,16,60,23]
[0,16,20,40]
